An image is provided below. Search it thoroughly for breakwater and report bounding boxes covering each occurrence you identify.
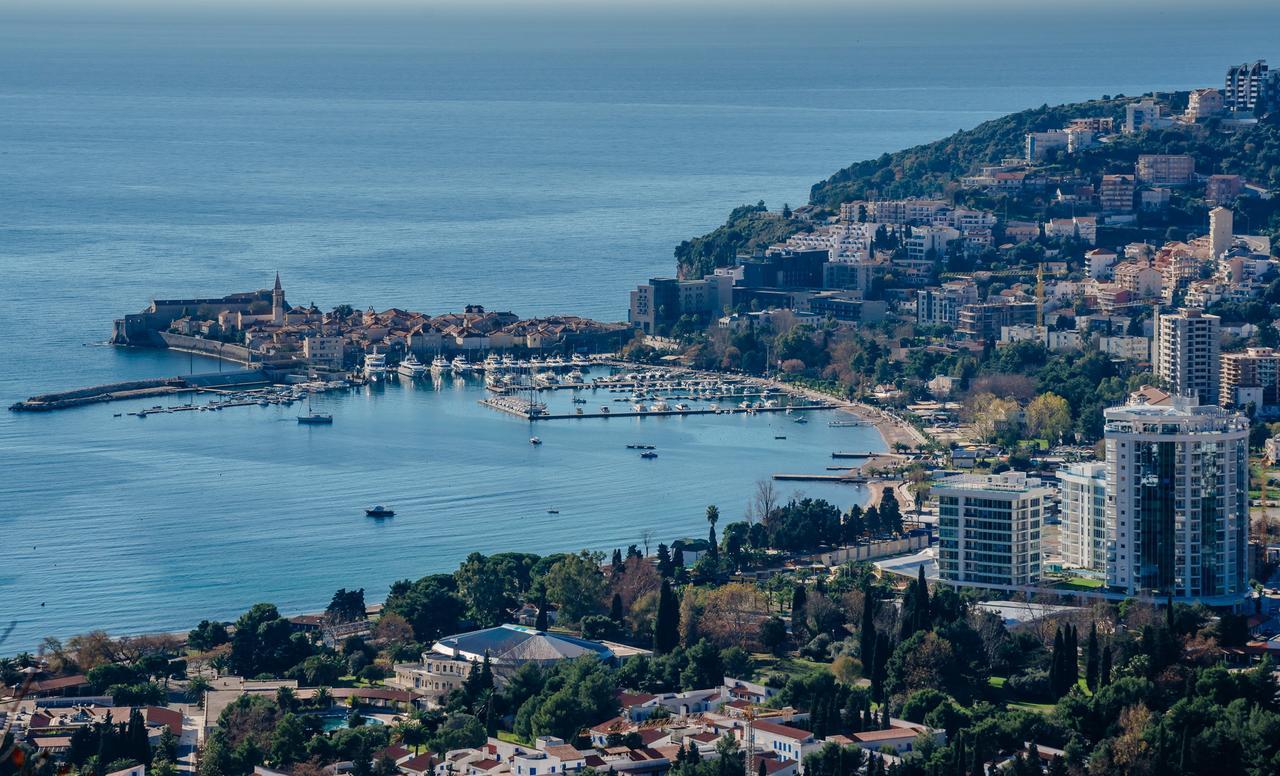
[9,370,269,412]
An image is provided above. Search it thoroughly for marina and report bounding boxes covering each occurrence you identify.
[1,353,885,650]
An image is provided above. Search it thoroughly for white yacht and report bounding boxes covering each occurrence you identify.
[397,352,427,379]
[363,349,388,381]
[431,354,449,372]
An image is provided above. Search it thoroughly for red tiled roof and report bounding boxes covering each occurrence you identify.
[852,728,916,742]
[750,720,811,740]
[401,754,437,773]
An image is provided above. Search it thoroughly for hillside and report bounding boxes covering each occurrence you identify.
[673,94,1280,277]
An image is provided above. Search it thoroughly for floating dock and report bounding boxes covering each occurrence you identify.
[481,399,837,421]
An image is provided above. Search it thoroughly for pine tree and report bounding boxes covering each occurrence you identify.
[654,579,680,653]
[1085,623,1099,692]
[1100,643,1113,688]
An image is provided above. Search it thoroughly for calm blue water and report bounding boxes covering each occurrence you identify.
[2,3,1278,650]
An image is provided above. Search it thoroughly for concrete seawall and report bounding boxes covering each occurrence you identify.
[10,370,269,411]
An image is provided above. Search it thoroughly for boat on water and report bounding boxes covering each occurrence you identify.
[365,505,395,517]
[640,451,658,459]
[530,436,543,445]
[297,412,333,425]
[363,349,388,381]
[397,352,427,379]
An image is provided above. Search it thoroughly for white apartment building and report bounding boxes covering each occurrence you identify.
[916,280,978,326]
[936,473,1053,588]
[1156,309,1221,405]
[1103,395,1250,601]
[904,224,960,261]
[1059,463,1108,573]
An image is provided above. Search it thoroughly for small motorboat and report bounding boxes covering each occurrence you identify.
[365,506,395,518]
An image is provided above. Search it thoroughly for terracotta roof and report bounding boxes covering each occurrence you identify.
[28,675,89,692]
[401,754,437,773]
[750,720,811,740]
[852,728,917,742]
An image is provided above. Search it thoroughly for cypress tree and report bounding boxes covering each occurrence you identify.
[1100,643,1113,688]
[791,583,808,633]
[535,591,550,631]
[859,582,877,670]
[654,579,680,653]
[1049,628,1064,698]
[899,581,917,642]
[914,566,931,632]
[1085,623,1099,692]
[656,544,672,578]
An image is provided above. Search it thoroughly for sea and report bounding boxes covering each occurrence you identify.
[2,2,1277,651]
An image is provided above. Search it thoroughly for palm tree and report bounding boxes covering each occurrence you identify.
[398,721,427,755]
[186,676,212,708]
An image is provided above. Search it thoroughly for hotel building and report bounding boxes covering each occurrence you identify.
[936,473,1053,588]
[1103,395,1250,601]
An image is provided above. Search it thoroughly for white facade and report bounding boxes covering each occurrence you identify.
[1103,396,1250,602]
[1156,309,1221,406]
[1059,463,1108,573]
[936,473,1053,587]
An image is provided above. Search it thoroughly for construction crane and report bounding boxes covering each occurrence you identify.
[1035,263,1046,329]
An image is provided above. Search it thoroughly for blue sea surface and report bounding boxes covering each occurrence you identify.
[1,4,1277,650]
